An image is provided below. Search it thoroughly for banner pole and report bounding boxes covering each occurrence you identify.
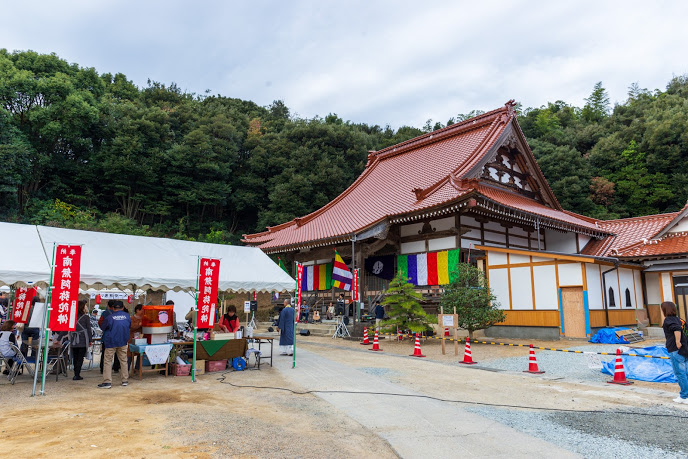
[192,256,200,383]
[293,262,298,369]
[39,242,57,396]
[6,286,15,321]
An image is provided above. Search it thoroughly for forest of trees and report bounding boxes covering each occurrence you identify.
[2,50,688,244]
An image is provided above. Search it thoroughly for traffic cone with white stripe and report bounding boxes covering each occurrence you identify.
[444,327,450,337]
[523,344,545,374]
[459,337,477,365]
[360,327,370,345]
[369,331,383,352]
[607,348,633,385]
[409,333,426,357]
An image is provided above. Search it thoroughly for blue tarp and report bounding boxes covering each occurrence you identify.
[589,327,638,344]
[601,345,677,383]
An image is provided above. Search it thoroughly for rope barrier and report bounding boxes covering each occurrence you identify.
[368,331,670,359]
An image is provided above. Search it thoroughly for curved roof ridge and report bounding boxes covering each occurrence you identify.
[372,102,512,162]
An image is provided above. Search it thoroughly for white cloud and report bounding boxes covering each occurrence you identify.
[1,0,687,128]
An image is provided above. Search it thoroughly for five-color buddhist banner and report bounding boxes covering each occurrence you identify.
[397,249,460,286]
[300,263,333,291]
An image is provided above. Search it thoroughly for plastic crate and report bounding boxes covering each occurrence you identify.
[170,363,191,376]
[205,359,227,372]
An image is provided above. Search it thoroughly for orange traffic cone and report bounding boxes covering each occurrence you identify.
[360,327,371,345]
[369,331,383,352]
[444,327,450,337]
[409,333,426,357]
[607,348,633,385]
[459,337,477,365]
[523,344,545,374]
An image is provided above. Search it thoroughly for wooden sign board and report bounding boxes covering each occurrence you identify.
[437,314,459,356]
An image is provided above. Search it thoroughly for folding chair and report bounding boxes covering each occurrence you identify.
[7,342,35,385]
[46,340,70,381]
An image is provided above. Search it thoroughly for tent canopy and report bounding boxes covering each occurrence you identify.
[0,223,294,293]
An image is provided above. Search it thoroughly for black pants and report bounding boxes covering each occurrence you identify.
[72,347,87,377]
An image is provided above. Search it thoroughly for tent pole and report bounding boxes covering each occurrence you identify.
[192,257,200,383]
[7,285,15,322]
[36,243,56,396]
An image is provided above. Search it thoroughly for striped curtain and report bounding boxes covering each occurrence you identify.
[397,249,460,286]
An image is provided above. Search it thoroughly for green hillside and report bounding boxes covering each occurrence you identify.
[2,50,687,242]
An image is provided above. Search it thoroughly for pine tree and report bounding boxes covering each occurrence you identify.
[381,272,435,334]
[582,81,610,122]
[440,263,506,339]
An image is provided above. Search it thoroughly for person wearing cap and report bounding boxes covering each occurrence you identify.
[98,301,130,389]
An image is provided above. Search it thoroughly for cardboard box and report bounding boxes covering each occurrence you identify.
[211,333,234,340]
[194,360,205,375]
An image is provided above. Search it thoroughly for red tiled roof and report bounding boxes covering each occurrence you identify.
[243,102,607,251]
[581,212,678,257]
[616,232,688,258]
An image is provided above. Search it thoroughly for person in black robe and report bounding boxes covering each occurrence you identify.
[277,299,295,355]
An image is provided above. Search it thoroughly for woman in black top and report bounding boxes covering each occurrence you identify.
[69,300,92,380]
[661,301,688,404]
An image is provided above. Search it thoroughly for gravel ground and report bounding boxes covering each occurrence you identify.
[465,406,688,458]
[475,344,641,383]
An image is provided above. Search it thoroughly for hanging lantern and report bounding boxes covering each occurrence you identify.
[127,295,133,304]
[96,294,102,304]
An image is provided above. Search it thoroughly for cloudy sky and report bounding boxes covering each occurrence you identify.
[2,1,687,128]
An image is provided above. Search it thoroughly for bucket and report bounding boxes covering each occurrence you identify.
[141,305,174,334]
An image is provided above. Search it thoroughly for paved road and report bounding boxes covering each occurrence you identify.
[273,348,579,458]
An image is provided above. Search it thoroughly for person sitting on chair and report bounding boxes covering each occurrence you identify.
[0,320,17,374]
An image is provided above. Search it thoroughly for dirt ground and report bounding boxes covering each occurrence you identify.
[1,333,684,457]
[0,362,395,458]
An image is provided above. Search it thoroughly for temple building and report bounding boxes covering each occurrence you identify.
[243,101,688,339]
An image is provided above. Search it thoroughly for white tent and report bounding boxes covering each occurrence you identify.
[0,222,51,287]
[0,223,294,293]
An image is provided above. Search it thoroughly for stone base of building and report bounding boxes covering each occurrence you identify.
[483,325,561,340]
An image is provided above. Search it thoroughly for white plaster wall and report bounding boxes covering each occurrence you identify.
[668,217,688,233]
[533,265,559,310]
[400,223,424,237]
[558,262,583,286]
[483,241,507,248]
[460,215,479,227]
[401,241,425,254]
[577,234,591,252]
[606,271,620,309]
[618,268,636,308]
[483,221,503,232]
[544,229,577,253]
[428,236,457,251]
[509,236,529,248]
[532,256,550,263]
[509,226,529,237]
[485,231,507,244]
[461,238,478,249]
[489,268,510,310]
[510,267,533,310]
[431,217,455,232]
[488,251,508,266]
[585,264,604,309]
[634,270,644,307]
[509,253,530,264]
[645,273,662,304]
[316,258,332,265]
[661,273,673,302]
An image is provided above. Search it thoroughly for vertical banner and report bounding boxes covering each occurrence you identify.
[197,258,220,329]
[353,269,359,302]
[295,263,303,319]
[253,291,257,301]
[49,245,81,331]
[12,287,37,324]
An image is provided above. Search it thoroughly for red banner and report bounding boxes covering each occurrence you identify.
[197,258,220,329]
[49,245,82,331]
[353,269,359,302]
[253,291,257,301]
[12,287,37,324]
[295,263,303,320]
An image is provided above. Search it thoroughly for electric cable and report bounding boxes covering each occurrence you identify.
[215,371,688,419]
